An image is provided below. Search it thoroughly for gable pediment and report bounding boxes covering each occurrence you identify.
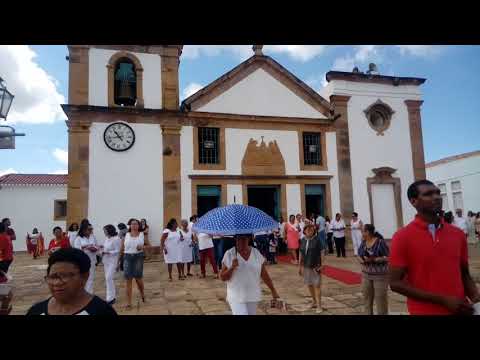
[182,55,331,119]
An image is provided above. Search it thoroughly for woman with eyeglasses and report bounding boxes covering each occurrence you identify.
[74,220,99,294]
[26,248,117,315]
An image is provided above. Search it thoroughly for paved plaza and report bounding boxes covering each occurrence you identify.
[6,245,480,315]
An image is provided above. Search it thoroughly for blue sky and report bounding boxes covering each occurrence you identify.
[1,45,479,176]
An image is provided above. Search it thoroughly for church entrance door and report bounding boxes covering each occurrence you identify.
[247,185,280,221]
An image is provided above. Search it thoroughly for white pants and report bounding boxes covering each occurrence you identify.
[229,301,258,315]
[351,230,363,256]
[85,251,96,294]
[103,254,119,302]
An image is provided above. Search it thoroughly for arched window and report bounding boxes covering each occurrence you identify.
[107,52,144,108]
[114,58,137,106]
[363,100,395,135]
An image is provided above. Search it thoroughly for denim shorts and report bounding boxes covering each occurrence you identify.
[123,253,144,279]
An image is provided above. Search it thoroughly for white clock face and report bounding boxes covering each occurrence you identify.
[103,122,135,152]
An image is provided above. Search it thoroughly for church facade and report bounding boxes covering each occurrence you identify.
[63,45,426,245]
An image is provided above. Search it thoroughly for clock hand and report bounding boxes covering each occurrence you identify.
[113,130,123,141]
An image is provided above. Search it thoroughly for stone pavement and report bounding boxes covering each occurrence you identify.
[6,245,480,315]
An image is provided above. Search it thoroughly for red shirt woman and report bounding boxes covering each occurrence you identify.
[48,226,70,256]
[0,222,13,275]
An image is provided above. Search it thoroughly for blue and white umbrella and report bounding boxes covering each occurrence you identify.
[192,204,279,236]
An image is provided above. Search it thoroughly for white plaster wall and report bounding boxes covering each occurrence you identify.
[197,68,326,119]
[227,185,243,205]
[286,184,302,217]
[180,126,341,218]
[88,48,162,109]
[0,186,67,252]
[328,80,421,227]
[371,184,398,239]
[427,154,480,213]
[88,122,163,245]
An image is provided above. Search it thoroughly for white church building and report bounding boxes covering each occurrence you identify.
[3,45,429,250]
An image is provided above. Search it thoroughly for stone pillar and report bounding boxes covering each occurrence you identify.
[66,120,91,227]
[161,47,182,110]
[405,100,426,181]
[330,95,354,245]
[67,45,89,105]
[162,125,182,226]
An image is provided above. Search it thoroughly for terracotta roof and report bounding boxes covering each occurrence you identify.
[326,71,426,86]
[426,150,480,168]
[181,54,332,117]
[0,174,67,186]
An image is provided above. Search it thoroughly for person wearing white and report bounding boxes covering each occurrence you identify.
[453,209,468,235]
[121,219,146,309]
[466,211,478,245]
[196,231,219,278]
[161,219,184,281]
[102,225,122,305]
[220,234,280,315]
[179,219,194,277]
[350,212,364,256]
[296,214,305,240]
[67,223,79,248]
[330,213,347,258]
[74,224,99,294]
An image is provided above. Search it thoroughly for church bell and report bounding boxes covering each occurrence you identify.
[115,62,137,106]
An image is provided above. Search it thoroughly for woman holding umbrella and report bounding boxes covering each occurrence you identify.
[193,204,281,315]
[220,234,280,315]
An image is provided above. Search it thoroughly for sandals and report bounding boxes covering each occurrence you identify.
[125,304,133,310]
[311,303,318,309]
[169,277,173,282]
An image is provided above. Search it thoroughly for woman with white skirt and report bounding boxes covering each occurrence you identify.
[220,234,280,315]
[179,219,194,277]
[350,212,363,256]
[102,225,122,305]
[74,221,99,294]
[161,218,183,281]
[67,223,79,248]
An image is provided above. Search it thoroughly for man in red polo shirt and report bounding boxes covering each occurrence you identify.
[389,180,480,315]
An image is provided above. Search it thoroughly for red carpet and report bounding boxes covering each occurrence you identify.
[276,255,362,285]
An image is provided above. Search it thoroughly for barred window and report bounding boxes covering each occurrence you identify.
[54,200,67,220]
[303,132,321,165]
[198,127,220,164]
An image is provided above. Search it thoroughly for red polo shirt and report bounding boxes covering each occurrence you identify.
[390,215,468,315]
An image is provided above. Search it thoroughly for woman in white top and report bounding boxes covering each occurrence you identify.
[330,213,346,258]
[325,216,334,255]
[161,218,183,281]
[179,219,194,277]
[102,224,122,305]
[350,212,364,256]
[196,232,219,278]
[74,221,99,294]
[220,234,280,315]
[120,218,146,309]
[67,223,79,248]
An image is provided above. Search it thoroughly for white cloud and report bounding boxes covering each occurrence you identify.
[50,169,68,174]
[181,82,204,100]
[0,168,18,177]
[332,45,380,72]
[0,45,66,124]
[182,45,329,62]
[52,148,68,166]
[396,45,440,57]
[264,45,328,62]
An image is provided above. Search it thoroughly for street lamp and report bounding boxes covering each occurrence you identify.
[0,77,14,120]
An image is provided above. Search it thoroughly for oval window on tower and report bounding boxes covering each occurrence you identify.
[364,100,394,135]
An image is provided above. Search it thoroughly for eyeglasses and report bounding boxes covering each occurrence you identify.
[44,272,79,284]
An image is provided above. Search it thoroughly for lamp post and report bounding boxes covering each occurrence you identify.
[0,77,25,149]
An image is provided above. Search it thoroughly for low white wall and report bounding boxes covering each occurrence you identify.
[0,186,67,252]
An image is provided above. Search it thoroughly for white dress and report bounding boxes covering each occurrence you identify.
[102,235,121,302]
[68,231,78,247]
[163,229,182,264]
[351,219,363,256]
[74,235,98,294]
[179,229,193,263]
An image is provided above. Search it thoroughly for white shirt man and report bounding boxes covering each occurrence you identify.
[330,218,346,238]
[453,209,468,235]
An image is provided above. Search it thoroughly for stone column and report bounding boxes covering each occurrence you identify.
[67,45,89,105]
[66,120,91,227]
[405,100,426,181]
[162,124,182,226]
[330,95,354,246]
[161,47,181,110]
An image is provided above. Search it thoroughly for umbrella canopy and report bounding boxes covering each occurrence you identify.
[192,204,279,236]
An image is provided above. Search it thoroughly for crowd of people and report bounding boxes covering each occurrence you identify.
[1,178,480,316]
